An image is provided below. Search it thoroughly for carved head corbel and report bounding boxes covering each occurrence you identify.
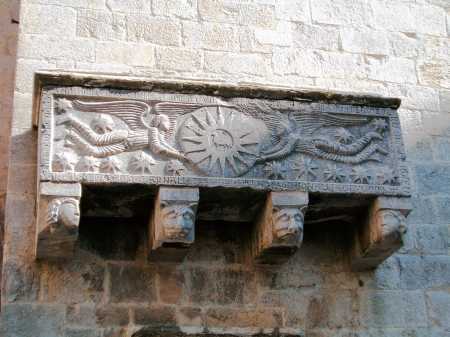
[46,197,80,233]
[272,206,305,243]
[160,201,196,240]
[376,209,407,245]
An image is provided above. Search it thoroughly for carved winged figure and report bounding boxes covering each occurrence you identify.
[58,99,207,161]
[237,102,388,164]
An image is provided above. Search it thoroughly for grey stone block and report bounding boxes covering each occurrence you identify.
[427,291,450,328]
[414,224,448,255]
[415,163,450,195]
[0,303,65,337]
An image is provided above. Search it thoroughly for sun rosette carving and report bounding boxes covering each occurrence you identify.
[178,106,267,177]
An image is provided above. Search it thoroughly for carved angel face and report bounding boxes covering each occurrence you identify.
[160,203,196,240]
[377,209,406,241]
[90,114,115,134]
[273,207,304,241]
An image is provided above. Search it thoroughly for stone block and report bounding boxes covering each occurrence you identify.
[403,133,434,163]
[14,58,57,94]
[157,266,185,304]
[367,56,417,84]
[440,90,450,113]
[198,0,276,29]
[432,136,450,161]
[251,191,308,264]
[127,16,181,46]
[11,92,33,129]
[0,303,65,337]
[292,23,339,51]
[176,307,203,327]
[156,47,202,72]
[64,328,102,337]
[204,52,269,76]
[148,187,199,261]
[105,0,152,13]
[153,0,198,20]
[275,0,310,23]
[254,21,293,47]
[2,259,39,302]
[21,4,77,37]
[182,21,239,52]
[358,291,404,327]
[311,0,370,27]
[26,0,105,9]
[341,27,389,55]
[35,182,82,260]
[133,305,177,326]
[9,128,37,165]
[388,32,420,59]
[77,9,126,41]
[433,196,450,225]
[66,304,97,327]
[417,60,450,88]
[18,34,95,62]
[427,291,450,327]
[415,224,448,255]
[95,305,129,327]
[109,264,157,303]
[387,85,440,112]
[415,163,450,195]
[205,307,283,328]
[187,267,257,305]
[96,42,155,67]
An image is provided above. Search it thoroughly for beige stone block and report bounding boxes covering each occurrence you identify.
[153,0,198,20]
[311,0,370,27]
[418,60,450,89]
[275,0,310,23]
[367,56,417,84]
[105,0,152,13]
[21,4,77,37]
[96,42,155,67]
[77,9,126,41]
[341,27,389,55]
[127,16,181,46]
[292,23,340,51]
[156,47,202,72]
[183,21,239,52]
[11,92,33,129]
[204,51,270,76]
[199,0,276,29]
[14,58,57,94]
[17,35,95,63]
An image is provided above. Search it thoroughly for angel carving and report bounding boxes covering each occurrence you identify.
[237,102,388,164]
[58,99,205,162]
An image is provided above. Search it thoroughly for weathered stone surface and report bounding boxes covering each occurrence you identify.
[76,9,127,41]
[109,264,157,303]
[96,305,129,327]
[153,0,198,20]
[0,304,66,337]
[127,16,181,46]
[205,307,283,328]
[427,291,450,328]
[182,21,240,52]
[134,305,177,326]
[156,47,202,72]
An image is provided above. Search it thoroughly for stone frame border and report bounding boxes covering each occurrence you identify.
[34,71,410,196]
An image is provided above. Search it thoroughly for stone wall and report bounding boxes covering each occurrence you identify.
[1,0,450,336]
[0,0,20,307]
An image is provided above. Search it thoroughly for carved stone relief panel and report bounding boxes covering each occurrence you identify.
[34,73,412,266]
[37,85,410,196]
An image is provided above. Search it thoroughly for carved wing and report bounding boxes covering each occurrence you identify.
[236,102,290,144]
[291,112,370,137]
[72,100,149,131]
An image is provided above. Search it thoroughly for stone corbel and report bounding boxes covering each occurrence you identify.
[251,191,309,264]
[351,196,412,271]
[148,186,199,262]
[35,182,82,260]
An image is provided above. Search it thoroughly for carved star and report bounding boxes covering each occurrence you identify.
[324,164,347,183]
[334,128,354,144]
[100,157,121,174]
[350,166,371,184]
[377,167,398,185]
[128,152,155,174]
[76,156,99,172]
[264,161,287,180]
[292,157,318,180]
[372,118,388,133]
[53,153,77,172]
[165,160,186,176]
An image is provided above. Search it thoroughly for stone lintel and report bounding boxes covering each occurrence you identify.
[35,182,82,260]
[252,191,309,264]
[148,186,199,262]
[351,196,412,271]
